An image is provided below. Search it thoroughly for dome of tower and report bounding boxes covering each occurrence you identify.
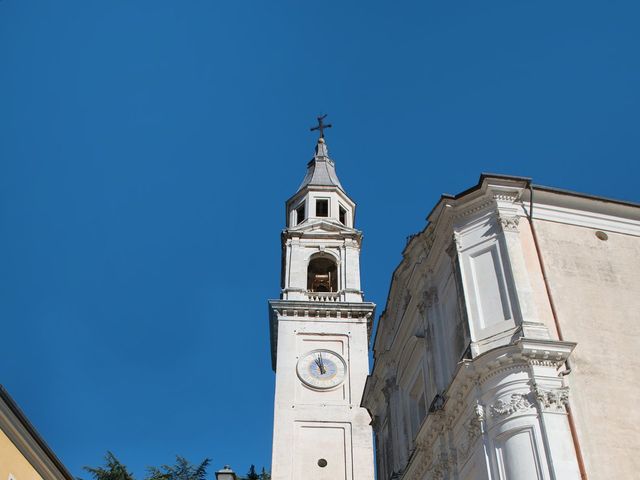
[297,138,344,192]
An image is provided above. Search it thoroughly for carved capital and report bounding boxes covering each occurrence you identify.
[498,214,520,233]
[446,232,462,258]
[418,287,438,314]
[533,385,570,412]
[382,377,399,401]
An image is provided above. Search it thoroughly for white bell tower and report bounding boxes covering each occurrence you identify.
[269,128,376,480]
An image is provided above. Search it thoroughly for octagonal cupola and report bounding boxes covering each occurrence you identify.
[286,137,356,229]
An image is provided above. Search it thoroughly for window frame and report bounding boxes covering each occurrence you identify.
[315,198,330,218]
[295,202,306,225]
[338,204,347,225]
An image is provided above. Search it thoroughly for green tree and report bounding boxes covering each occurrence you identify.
[259,467,270,480]
[146,456,210,480]
[83,452,135,480]
[245,465,259,480]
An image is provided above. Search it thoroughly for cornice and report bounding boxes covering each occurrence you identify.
[0,387,74,480]
[269,299,375,320]
[283,221,363,240]
[531,200,640,237]
[285,184,356,210]
[269,299,376,370]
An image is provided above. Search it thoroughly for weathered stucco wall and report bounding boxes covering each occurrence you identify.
[0,428,44,480]
[535,219,640,480]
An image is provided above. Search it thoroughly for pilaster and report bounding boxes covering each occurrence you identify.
[493,187,551,340]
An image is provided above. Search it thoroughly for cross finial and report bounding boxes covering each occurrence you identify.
[310,114,332,140]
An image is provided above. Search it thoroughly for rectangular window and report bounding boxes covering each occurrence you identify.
[339,205,347,225]
[296,203,306,225]
[316,199,329,217]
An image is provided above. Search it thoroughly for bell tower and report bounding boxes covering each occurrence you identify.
[269,126,375,480]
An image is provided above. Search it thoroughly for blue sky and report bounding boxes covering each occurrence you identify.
[1,0,638,477]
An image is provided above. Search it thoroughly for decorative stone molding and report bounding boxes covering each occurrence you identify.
[498,214,520,232]
[371,339,576,480]
[527,359,562,367]
[270,301,374,322]
[458,406,483,462]
[533,385,570,412]
[411,443,433,480]
[452,198,495,220]
[445,230,463,259]
[445,240,457,258]
[452,231,462,251]
[477,361,528,385]
[422,230,436,253]
[408,413,445,480]
[425,287,438,308]
[490,393,533,418]
[428,450,457,480]
[382,377,399,401]
[418,287,438,314]
[408,442,454,480]
[492,191,520,203]
[519,339,576,367]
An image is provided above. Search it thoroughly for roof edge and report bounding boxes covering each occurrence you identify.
[0,385,75,480]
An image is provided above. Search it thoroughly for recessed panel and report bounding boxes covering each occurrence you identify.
[293,422,352,480]
[469,245,511,329]
[495,428,543,480]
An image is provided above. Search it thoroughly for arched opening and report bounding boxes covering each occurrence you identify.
[307,256,338,292]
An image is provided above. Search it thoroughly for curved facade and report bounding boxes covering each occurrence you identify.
[362,174,640,480]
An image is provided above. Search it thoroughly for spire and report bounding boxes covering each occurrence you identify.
[297,137,344,192]
[315,136,330,157]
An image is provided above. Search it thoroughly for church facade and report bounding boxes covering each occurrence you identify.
[266,132,640,480]
[362,174,640,480]
[268,136,375,480]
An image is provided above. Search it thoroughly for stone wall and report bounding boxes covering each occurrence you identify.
[535,219,640,480]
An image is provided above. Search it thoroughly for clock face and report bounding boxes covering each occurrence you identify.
[297,349,347,390]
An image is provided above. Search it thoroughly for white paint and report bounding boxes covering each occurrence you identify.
[269,142,375,480]
[362,175,640,480]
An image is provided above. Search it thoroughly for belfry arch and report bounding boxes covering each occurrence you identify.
[307,254,338,292]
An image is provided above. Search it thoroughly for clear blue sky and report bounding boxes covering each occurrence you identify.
[1,0,638,477]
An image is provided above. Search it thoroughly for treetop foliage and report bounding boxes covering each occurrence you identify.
[82,453,269,480]
[83,452,135,480]
[146,456,210,480]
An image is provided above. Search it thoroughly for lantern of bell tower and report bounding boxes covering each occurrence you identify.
[268,123,376,480]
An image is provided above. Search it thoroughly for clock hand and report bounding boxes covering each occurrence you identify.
[314,356,325,374]
[317,353,326,375]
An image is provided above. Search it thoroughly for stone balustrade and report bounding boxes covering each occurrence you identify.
[306,291,340,302]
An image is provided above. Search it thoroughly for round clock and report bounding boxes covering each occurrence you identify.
[296,349,347,390]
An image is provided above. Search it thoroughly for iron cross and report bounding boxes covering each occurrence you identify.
[310,114,332,139]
